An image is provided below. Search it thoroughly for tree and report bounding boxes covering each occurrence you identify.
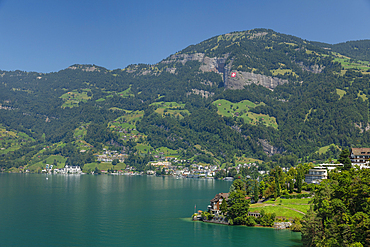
[259,180,265,196]
[94,167,101,174]
[229,179,245,192]
[301,168,370,246]
[112,159,119,166]
[253,180,259,202]
[227,190,250,225]
[296,170,302,193]
[220,199,227,215]
[288,177,294,194]
[338,148,352,170]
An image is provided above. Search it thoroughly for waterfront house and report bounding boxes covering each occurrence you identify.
[209,193,229,215]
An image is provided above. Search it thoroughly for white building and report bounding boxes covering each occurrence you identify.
[305,167,327,184]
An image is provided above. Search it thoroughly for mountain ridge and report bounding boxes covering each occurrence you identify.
[1,28,370,171]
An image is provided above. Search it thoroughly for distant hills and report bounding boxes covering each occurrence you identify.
[1,28,370,171]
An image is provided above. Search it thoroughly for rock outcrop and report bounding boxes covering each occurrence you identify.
[227,71,289,90]
[187,89,214,98]
[296,62,324,73]
[162,52,290,90]
[259,139,284,156]
[162,52,228,74]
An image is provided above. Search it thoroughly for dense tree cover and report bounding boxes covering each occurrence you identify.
[313,40,370,62]
[301,168,370,246]
[137,107,265,162]
[225,179,250,225]
[1,28,370,170]
[124,153,153,171]
[85,123,123,149]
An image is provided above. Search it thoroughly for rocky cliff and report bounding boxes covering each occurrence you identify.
[226,71,289,90]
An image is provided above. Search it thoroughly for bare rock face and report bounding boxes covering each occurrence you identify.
[259,139,284,156]
[227,71,288,90]
[162,52,289,90]
[199,55,228,73]
[162,53,228,74]
[162,53,205,65]
[296,62,324,73]
[68,65,100,72]
[187,89,214,98]
[354,122,370,133]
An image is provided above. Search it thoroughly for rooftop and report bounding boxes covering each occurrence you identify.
[351,148,370,155]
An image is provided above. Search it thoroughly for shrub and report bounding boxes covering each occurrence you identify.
[291,217,302,232]
[245,216,256,226]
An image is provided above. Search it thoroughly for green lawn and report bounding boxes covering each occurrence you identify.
[270,68,297,77]
[249,205,305,219]
[358,91,368,101]
[333,54,370,74]
[60,89,92,108]
[118,87,134,97]
[336,89,346,99]
[236,156,263,165]
[26,155,67,172]
[150,101,189,119]
[83,162,126,172]
[317,144,340,155]
[0,126,35,155]
[213,99,278,129]
[249,198,311,219]
[136,143,153,153]
[156,147,178,156]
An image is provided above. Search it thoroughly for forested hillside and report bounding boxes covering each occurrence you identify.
[1,28,370,171]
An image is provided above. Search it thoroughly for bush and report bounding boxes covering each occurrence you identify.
[291,217,302,232]
[201,211,214,220]
[245,216,256,226]
[255,209,276,227]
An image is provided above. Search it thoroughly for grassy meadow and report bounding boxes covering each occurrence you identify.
[213,99,278,129]
[249,198,311,219]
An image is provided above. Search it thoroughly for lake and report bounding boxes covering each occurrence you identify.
[0,173,301,246]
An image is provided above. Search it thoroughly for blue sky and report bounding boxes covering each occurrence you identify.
[1,0,369,73]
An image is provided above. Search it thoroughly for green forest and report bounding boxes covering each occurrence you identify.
[1,28,370,172]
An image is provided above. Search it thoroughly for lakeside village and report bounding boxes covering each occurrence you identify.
[191,148,370,230]
[15,146,370,232]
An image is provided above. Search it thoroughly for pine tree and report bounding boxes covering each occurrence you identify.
[296,171,302,193]
[253,181,259,202]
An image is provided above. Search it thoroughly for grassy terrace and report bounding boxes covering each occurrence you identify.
[249,198,311,219]
[108,110,144,142]
[0,126,35,155]
[60,89,92,108]
[333,53,370,75]
[213,99,278,129]
[150,101,189,119]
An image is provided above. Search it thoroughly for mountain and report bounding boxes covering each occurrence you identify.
[1,28,370,171]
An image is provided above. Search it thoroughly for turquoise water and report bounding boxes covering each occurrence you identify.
[0,174,301,246]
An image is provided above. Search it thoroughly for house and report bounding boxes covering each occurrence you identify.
[350,148,370,168]
[305,167,327,184]
[54,165,82,174]
[209,193,229,215]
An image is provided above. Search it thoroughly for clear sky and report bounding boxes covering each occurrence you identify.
[1,0,369,73]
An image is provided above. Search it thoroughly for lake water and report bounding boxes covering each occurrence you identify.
[0,174,301,246]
